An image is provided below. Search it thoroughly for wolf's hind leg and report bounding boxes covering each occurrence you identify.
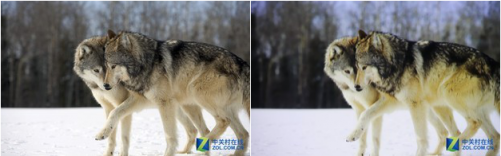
[432,106,461,137]
[445,96,482,156]
[205,117,230,141]
[182,105,210,137]
[427,108,448,155]
[227,108,249,156]
[480,110,499,156]
[176,106,197,154]
[204,116,230,156]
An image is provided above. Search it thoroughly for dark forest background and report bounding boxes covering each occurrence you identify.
[1,1,250,107]
[251,1,500,108]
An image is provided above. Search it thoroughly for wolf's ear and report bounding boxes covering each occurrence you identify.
[329,46,343,61]
[358,30,367,39]
[333,46,343,56]
[78,45,91,60]
[107,30,116,39]
[121,34,133,49]
[371,34,393,61]
[372,34,383,49]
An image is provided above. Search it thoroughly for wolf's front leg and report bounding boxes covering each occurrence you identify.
[351,103,367,156]
[95,96,138,141]
[346,97,389,142]
[157,100,178,156]
[370,116,383,156]
[119,114,132,156]
[102,105,117,156]
[408,101,428,156]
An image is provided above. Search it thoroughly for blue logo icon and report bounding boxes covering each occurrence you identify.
[196,137,209,152]
[447,137,459,152]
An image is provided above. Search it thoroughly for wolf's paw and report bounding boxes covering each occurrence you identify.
[346,127,364,142]
[176,150,192,154]
[370,152,379,156]
[119,152,129,156]
[103,151,113,156]
[95,126,113,140]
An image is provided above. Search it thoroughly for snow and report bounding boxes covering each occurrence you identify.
[251,109,500,156]
[2,108,250,156]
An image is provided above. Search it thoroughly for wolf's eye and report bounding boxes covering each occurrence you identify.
[344,70,350,74]
[111,65,116,69]
[93,69,99,73]
[362,66,367,70]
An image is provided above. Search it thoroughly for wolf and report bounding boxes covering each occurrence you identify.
[74,36,211,156]
[97,30,250,156]
[324,37,460,156]
[354,30,500,156]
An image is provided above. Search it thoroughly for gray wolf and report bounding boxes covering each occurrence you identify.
[99,30,250,156]
[354,30,500,156]
[325,36,460,156]
[74,36,210,155]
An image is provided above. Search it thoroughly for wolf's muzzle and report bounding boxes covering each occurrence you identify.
[355,85,363,92]
[103,84,112,90]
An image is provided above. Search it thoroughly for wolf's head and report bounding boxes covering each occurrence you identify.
[324,37,360,91]
[103,30,157,91]
[354,30,405,92]
[74,36,109,90]
[354,30,384,92]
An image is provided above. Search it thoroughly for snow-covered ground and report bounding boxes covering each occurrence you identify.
[2,108,250,156]
[251,109,500,156]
